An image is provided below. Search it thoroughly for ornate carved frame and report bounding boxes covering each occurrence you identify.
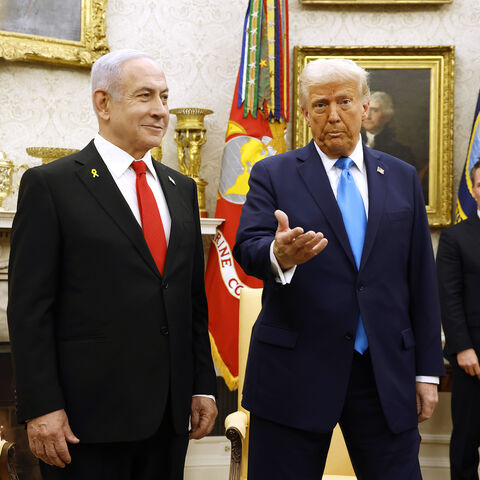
[299,0,451,4]
[293,45,455,228]
[0,0,109,68]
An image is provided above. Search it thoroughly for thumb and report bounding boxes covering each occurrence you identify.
[64,423,80,444]
[274,210,290,233]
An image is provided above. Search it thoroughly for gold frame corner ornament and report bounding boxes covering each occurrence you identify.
[0,0,109,68]
[293,45,455,228]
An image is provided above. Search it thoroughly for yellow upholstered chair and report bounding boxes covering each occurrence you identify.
[225,287,356,480]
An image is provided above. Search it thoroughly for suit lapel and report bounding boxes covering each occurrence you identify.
[466,212,480,244]
[297,141,356,269]
[359,146,387,271]
[74,141,161,279]
[152,160,187,275]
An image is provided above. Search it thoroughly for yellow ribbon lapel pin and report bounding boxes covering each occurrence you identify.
[91,168,99,178]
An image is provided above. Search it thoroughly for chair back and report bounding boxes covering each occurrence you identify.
[237,287,356,478]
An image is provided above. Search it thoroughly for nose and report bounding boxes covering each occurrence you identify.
[327,103,340,122]
[152,96,168,117]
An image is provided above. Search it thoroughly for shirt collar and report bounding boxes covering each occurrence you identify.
[313,136,365,174]
[94,133,158,180]
[477,209,480,220]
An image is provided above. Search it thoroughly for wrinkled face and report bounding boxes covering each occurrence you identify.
[472,167,480,211]
[302,81,369,158]
[363,100,392,135]
[101,57,169,159]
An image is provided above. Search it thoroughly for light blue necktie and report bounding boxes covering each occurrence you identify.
[335,156,368,354]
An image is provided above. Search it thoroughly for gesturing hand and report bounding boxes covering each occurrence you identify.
[27,409,80,468]
[273,210,328,270]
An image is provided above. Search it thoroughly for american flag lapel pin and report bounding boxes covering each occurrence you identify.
[377,166,384,175]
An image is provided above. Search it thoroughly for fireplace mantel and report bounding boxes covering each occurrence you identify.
[0,211,224,235]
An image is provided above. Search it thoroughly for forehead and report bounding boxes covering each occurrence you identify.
[307,81,361,100]
[119,57,167,89]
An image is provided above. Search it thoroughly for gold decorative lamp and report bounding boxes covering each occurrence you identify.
[0,152,28,210]
[26,147,80,164]
[170,108,212,217]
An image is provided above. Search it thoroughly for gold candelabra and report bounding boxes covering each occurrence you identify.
[0,152,28,210]
[171,108,213,217]
[26,147,80,164]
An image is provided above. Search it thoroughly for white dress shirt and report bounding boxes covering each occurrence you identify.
[269,138,438,384]
[94,134,216,400]
[94,134,171,243]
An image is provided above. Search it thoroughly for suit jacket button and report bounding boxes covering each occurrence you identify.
[160,326,169,335]
[345,332,353,340]
[358,284,365,292]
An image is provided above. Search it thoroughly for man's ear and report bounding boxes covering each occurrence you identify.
[361,101,370,121]
[93,90,111,121]
[301,106,311,127]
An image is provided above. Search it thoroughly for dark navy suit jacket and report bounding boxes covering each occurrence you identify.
[233,140,444,434]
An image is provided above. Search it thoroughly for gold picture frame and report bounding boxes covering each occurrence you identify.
[0,0,109,68]
[299,0,451,4]
[293,45,454,228]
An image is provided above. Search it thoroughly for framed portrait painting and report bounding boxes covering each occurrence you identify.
[0,0,109,67]
[299,0,451,4]
[293,45,455,228]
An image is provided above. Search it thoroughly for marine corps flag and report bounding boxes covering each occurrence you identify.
[205,0,289,390]
[456,91,480,222]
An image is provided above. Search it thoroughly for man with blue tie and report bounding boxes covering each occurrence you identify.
[233,58,444,480]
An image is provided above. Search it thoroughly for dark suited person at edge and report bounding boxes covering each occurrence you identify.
[437,160,480,480]
[233,58,444,479]
[7,50,217,480]
[362,91,428,201]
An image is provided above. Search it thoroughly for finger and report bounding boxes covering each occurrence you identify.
[55,436,73,465]
[287,231,317,248]
[64,424,80,445]
[44,441,66,468]
[190,408,200,434]
[276,226,305,245]
[274,210,289,232]
[416,393,421,416]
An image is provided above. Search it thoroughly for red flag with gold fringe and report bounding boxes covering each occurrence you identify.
[205,0,289,390]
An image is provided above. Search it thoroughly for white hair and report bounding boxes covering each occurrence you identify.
[299,58,370,108]
[370,91,394,116]
[91,49,156,99]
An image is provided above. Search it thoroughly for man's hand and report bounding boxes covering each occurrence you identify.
[273,210,328,270]
[457,348,480,379]
[27,409,79,468]
[189,397,218,440]
[416,382,438,423]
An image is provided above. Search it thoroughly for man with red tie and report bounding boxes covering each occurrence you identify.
[8,50,217,480]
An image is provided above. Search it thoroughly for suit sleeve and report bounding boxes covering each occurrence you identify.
[407,170,445,377]
[189,179,217,396]
[7,168,65,423]
[233,160,279,282]
[437,228,471,355]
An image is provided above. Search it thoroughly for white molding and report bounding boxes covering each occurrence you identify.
[421,433,451,445]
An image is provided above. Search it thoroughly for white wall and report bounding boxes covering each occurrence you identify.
[1,0,479,216]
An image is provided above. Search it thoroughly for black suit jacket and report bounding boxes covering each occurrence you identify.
[7,141,216,443]
[437,212,480,365]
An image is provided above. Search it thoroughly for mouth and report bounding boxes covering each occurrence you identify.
[143,125,163,131]
[326,131,344,138]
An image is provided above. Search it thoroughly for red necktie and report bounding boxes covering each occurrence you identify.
[131,160,167,275]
